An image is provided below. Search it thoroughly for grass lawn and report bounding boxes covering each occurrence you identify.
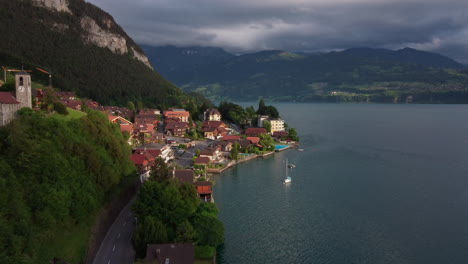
[195,259,213,264]
[51,107,87,121]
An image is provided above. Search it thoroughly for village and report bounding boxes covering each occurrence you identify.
[0,71,297,204]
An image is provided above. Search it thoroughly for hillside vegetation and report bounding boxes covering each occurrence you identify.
[145,46,468,103]
[0,0,199,108]
[0,109,135,264]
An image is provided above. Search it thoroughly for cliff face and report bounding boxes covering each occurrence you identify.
[0,0,191,107]
[33,0,152,68]
[33,0,71,13]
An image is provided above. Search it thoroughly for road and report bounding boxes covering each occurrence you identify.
[92,199,136,264]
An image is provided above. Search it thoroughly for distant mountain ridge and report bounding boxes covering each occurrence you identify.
[143,45,468,103]
[0,0,197,107]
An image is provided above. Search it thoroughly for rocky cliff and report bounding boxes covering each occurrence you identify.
[33,0,152,68]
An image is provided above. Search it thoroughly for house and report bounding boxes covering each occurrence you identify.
[32,89,45,107]
[163,108,190,122]
[204,108,221,121]
[0,72,32,126]
[258,115,285,133]
[56,91,76,101]
[61,100,82,110]
[245,127,267,137]
[273,131,289,140]
[108,115,132,125]
[140,108,161,115]
[222,135,241,141]
[120,123,134,135]
[130,153,151,180]
[214,140,234,152]
[145,244,194,264]
[269,118,285,133]
[173,170,194,184]
[194,181,213,202]
[100,106,134,120]
[199,147,224,162]
[203,127,217,139]
[246,137,260,144]
[202,121,227,139]
[165,122,189,137]
[194,156,211,166]
[137,143,173,162]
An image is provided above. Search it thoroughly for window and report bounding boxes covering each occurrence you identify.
[19,77,23,86]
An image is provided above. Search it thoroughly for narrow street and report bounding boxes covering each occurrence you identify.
[92,199,136,264]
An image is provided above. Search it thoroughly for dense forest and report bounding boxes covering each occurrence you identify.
[132,159,224,260]
[144,46,468,103]
[0,0,206,109]
[0,109,136,263]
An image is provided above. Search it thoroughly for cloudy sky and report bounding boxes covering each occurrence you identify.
[88,0,468,63]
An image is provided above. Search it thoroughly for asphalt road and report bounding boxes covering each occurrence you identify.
[93,199,136,264]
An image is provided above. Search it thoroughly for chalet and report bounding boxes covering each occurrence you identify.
[145,244,194,264]
[202,121,227,139]
[245,127,268,137]
[204,108,221,121]
[130,153,151,180]
[213,140,233,152]
[173,170,194,184]
[100,106,134,120]
[194,181,213,202]
[165,122,189,137]
[120,123,134,134]
[163,108,190,122]
[135,114,159,126]
[33,89,45,107]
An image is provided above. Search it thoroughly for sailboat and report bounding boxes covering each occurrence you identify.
[284,158,292,184]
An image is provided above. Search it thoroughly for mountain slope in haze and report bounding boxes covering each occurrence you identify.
[142,45,235,84]
[0,0,194,108]
[145,46,468,103]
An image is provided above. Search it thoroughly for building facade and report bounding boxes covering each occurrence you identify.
[0,72,32,126]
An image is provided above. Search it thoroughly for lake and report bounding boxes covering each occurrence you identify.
[214,103,468,264]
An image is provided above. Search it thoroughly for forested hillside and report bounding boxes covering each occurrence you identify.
[146,46,468,103]
[0,109,135,264]
[0,0,196,108]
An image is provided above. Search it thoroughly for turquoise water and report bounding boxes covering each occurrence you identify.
[275,145,289,150]
[214,103,468,264]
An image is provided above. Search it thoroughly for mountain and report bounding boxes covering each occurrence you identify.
[145,46,468,103]
[0,0,198,108]
[142,45,235,85]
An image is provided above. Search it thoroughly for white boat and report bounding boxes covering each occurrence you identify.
[298,149,304,152]
[284,158,292,184]
[288,164,296,168]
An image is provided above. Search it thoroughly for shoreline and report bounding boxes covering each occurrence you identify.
[207,143,297,174]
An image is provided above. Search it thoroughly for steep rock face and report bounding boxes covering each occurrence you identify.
[33,0,71,13]
[80,16,128,55]
[79,16,152,68]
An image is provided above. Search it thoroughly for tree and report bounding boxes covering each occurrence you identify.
[262,120,271,133]
[193,214,224,247]
[288,128,299,141]
[231,142,240,161]
[151,157,170,182]
[127,101,136,112]
[133,216,168,257]
[175,220,196,243]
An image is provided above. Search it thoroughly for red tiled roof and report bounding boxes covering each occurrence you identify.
[194,157,211,165]
[165,122,189,129]
[0,92,19,104]
[145,244,194,264]
[247,137,260,144]
[202,121,224,128]
[130,154,148,166]
[245,127,267,135]
[203,127,216,133]
[120,124,134,133]
[222,135,241,141]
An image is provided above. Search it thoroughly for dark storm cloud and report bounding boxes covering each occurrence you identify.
[87,0,468,63]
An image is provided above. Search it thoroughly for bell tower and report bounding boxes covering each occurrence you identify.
[15,71,32,109]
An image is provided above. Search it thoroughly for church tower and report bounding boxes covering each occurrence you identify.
[15,71,32,109]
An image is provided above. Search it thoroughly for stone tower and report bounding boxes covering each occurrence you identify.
[15,71,32,109]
